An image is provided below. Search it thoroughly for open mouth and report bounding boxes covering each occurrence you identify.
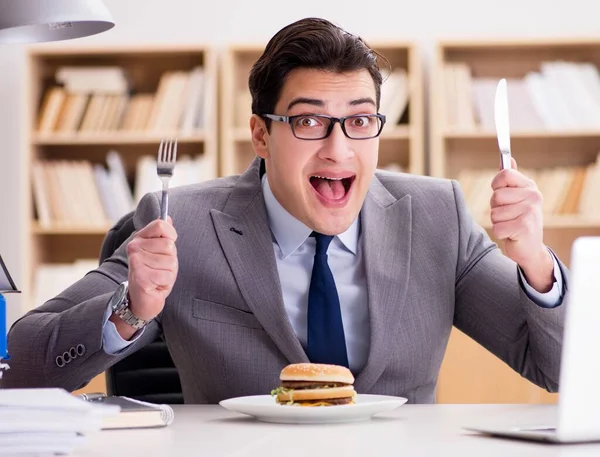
[309,174,356,203]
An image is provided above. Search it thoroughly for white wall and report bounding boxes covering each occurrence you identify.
[1,0,597,327]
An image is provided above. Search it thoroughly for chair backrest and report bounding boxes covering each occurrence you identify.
[100,211,184,404]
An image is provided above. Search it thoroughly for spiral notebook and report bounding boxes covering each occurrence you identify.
[82,394,174,430]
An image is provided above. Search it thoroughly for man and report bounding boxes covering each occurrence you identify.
[3,18,567,404]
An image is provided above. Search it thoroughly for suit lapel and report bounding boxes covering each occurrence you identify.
[354,176,412,393]
[210,158,308,365]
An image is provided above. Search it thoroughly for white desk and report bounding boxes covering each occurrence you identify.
[76,404,600,456]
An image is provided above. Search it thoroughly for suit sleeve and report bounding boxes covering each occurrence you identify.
[1,192,163,392]
[451,180,569,393]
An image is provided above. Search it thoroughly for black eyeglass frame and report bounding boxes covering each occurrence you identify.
[261,113,387,140]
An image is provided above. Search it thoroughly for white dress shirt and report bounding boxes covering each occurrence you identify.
[102,175,564,371]
[261,175,369,373]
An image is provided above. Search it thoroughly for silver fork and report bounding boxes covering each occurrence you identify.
[157,138,177,221]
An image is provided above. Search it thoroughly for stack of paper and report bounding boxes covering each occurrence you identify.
[0,388,119,456]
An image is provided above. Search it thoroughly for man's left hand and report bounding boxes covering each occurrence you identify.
[490,157,555,293]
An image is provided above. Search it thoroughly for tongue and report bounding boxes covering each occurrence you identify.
[313,178,345,200]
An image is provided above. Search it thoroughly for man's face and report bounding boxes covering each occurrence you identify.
[251,68,380,235]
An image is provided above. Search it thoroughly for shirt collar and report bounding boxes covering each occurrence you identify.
[261,174,359,258]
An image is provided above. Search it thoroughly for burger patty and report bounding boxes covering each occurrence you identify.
[297,397,354,406]
[281,381,350,389]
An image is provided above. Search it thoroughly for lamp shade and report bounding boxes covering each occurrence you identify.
[0,0,114,44]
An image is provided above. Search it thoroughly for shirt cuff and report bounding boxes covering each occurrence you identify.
[102,302,144,354]
[518,248,564,308]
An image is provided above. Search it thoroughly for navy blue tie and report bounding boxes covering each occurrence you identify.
[306,231,349,368]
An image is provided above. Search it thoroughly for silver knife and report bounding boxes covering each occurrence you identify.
[494,78,512,170]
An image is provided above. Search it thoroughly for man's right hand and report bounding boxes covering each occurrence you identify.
[110,217,178,340]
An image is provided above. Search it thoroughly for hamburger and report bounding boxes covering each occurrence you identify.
[270,363,356,406]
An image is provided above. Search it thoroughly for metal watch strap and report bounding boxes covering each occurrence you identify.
[113,304,149,330]
[111,282,150,330]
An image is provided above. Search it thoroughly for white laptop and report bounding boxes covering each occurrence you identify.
[464,236,600,443]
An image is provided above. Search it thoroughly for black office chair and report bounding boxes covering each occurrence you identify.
[99,211,184,404]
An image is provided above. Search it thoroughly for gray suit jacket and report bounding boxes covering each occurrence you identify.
[3,158,569,403]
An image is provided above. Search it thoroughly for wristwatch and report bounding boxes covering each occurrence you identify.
[109,281,150,330]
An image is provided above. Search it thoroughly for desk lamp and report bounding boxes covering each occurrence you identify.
[0,0,114,44]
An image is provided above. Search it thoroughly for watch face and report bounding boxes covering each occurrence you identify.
[110,282,128,310]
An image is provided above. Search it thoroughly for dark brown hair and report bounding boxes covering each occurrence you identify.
[248,17,387,129]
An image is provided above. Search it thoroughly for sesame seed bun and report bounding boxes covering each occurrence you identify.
[279,363,355,384]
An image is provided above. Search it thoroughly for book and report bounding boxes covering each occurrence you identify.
[81,394,174,429]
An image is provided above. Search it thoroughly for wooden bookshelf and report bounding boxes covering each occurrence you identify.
[220,42,424,177]
[23,45,218,394]
[431,39,600,404]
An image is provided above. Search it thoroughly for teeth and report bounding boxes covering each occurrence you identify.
[312,175,344,180]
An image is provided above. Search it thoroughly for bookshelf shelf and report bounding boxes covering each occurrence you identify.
[33,132,206,145]
[220,42,424,176]
[478,215,600,229]
[431,39,600,406]
[31,223,112,235]
[444,130,600,139]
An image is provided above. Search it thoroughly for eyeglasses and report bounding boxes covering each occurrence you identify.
[261,113,386,140]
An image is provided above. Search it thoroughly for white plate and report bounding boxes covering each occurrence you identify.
[219,394,407,424]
